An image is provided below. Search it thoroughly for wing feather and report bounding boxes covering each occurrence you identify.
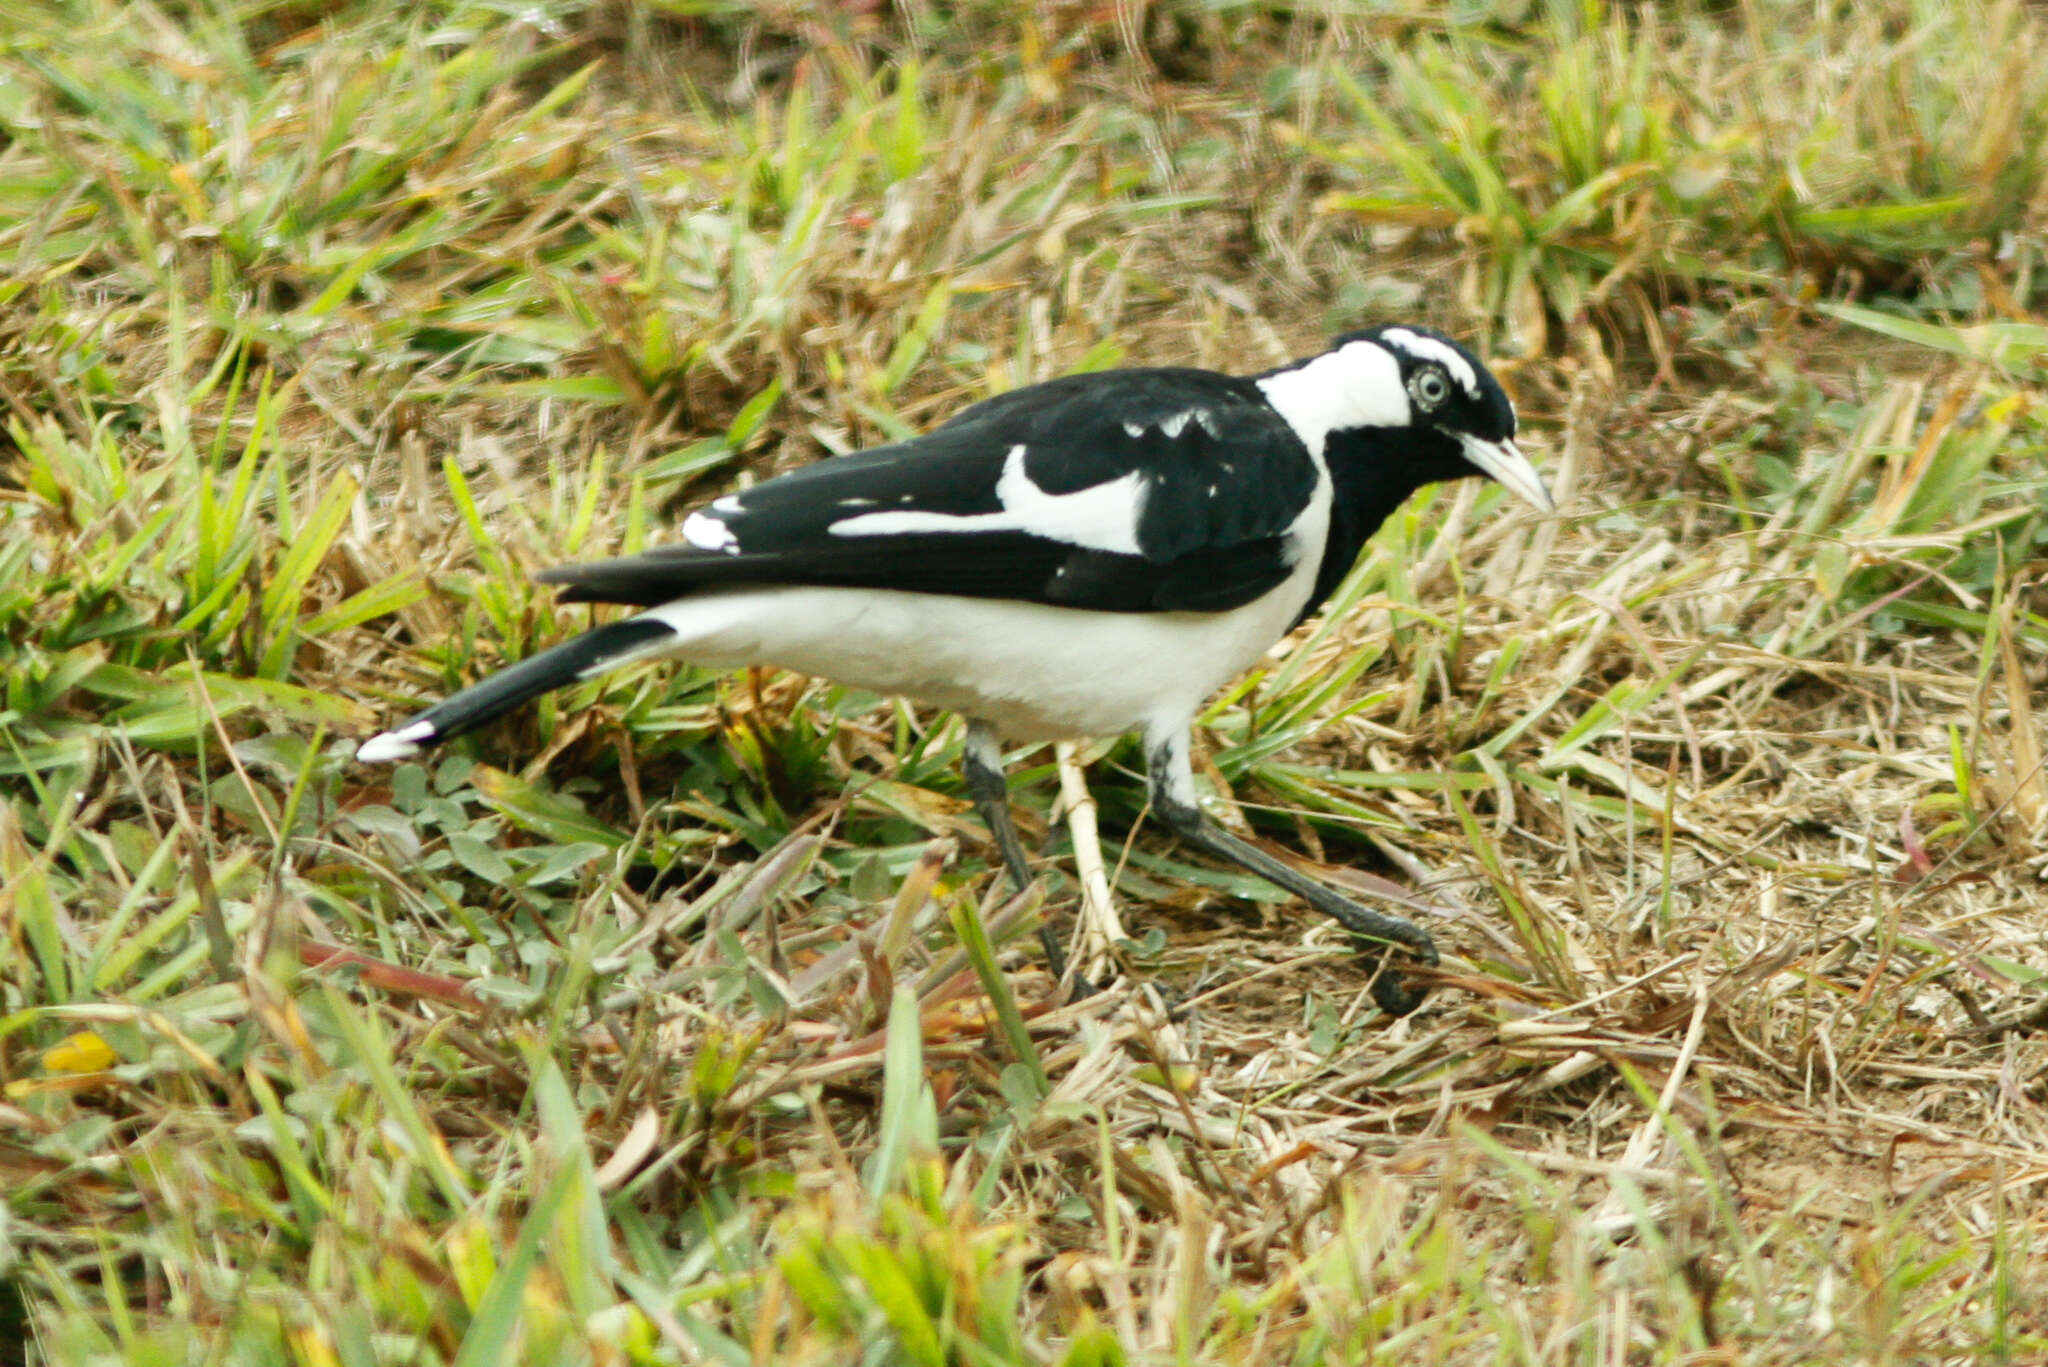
[539,369,1319,615]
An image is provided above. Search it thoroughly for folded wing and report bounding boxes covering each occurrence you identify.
[539,369,1320,614]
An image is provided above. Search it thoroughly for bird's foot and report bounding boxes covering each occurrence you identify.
[1345,919,1438,1017]
[1359,951,1428,1016]
[1037,923,1110,1004]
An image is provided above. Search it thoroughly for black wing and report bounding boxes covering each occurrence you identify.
[539,369,1319,614]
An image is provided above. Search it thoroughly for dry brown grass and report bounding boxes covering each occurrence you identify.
[4,2,2048,1363]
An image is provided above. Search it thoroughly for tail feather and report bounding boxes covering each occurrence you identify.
[355,616,681,762]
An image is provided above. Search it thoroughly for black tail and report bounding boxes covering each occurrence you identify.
[355,616,679,762]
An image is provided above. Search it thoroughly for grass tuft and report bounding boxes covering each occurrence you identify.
[5,1,2048,1363]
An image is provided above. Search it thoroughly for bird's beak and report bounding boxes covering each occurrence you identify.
[1457,434,1555,514]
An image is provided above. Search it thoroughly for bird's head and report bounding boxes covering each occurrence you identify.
[1258,325,1555,515]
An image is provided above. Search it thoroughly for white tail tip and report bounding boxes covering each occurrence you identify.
[355,721,436,764]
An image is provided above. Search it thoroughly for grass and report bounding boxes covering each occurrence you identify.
[5,0,2048,1362]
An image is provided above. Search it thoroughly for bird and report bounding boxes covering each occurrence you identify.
[356,323,1553,1014]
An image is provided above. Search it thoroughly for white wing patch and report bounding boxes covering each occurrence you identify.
[1122,409,1213,440]
[682,511,741,554]
[827,444,1147,555]
[1379,328,1480,396]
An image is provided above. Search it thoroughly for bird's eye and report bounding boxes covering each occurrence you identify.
[1410,367,1451,410]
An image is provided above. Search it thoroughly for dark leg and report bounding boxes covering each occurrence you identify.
[964,720,1075,984]
[1145,727,1437,1016]
[963,721,1035,890]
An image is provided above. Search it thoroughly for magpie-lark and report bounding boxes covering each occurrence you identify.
[357,324,1552,1014]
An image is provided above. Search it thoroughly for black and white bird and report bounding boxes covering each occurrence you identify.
[357,324,1552,1013]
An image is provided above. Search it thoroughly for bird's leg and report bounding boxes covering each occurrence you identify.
[963,720,1036,890]
[1145,729,1437,1016]
[963,720,1075,986]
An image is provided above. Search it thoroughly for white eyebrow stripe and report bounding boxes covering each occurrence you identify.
[827,445,1146,555]
[1379,328,1480,395]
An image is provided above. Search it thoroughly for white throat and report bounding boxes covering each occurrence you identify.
[1254,341,1410,457]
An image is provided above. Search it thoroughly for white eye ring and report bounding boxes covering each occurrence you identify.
[1411,368,1451,409]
